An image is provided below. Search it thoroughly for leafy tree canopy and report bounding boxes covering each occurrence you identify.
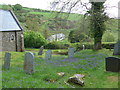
[13,4,22,11]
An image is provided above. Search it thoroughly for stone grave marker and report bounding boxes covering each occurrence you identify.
[4,52,11,69]
[24,52,34,74]
[105,57,120,72]
[33,53,36,56]
[83,45,85,50]
[68,48,74,58]
[38,46,44,55]
[113,41,120,55]
[67,74,85,86]
[45,50,52,60]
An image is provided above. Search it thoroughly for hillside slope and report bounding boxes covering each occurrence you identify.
[0,4,118,41]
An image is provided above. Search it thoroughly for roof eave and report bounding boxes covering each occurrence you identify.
[9,10,23,31]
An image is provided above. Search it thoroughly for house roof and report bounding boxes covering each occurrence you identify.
[0,9,23,31]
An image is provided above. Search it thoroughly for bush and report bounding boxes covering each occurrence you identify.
[73,42,115,51]
[68,30,87,43]
[74,43,94,51]
[13,4,22,11]
[44,41,68,49]
[102,32,115,42]
[102,42,115,49]
[24,31,47,48]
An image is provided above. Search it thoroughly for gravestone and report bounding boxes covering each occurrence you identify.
[4,52,11,69]
[105,57,120,72]
[83,45,85,50]
[67,74,85,86]
[33,53,36,56]
[68,48,74,58]
[45,50,52,60]
[38,46,44,55]
[24,52,34,74]
[113,41,120,55]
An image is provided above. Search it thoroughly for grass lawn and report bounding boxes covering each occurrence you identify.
[1,49,120,88]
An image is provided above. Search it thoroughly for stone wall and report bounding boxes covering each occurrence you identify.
[0,32,2,51]
[0,31,24,52]
[1,31,16,51]
[16,32,24,52]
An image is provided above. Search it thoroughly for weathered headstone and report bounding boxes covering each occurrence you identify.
[45,50,52,60]
[24,52,34,74]
[4,52,11,69]
[83,45,85,50]
[105,57,120,72]
[68,48,74,58]
[67,74,85,86]
[113,41,120,55]
[38,46,44,55]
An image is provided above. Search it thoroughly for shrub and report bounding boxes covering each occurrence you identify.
[102,42,115,49]
[13,4,22,11]
[24,31,47,48]
[74,42,115,51]
[68,30,87,43]
[74,43,94,51]
[44,41,68,49]
[102,32,115,42]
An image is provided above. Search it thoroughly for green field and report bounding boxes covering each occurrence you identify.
[29,11,83,20]
[1,49,120,88]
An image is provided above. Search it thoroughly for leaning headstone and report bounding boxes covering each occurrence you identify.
[105,57,120,72]
[24,52,34,74]
[68,48,74,58]
[4,52,11,69]
[38,46,44,55]
[113,41,120,55]
[45,50,52,60]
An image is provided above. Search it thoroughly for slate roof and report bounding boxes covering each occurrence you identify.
[0,9,23,31]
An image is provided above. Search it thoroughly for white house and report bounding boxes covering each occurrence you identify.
[47,33,65,42]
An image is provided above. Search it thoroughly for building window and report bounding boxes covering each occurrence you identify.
[10,34,15,41]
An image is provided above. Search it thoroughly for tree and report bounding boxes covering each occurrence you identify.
[68,30,87,43]
[1,4,12,10]
[68,30,75,43]
[42,22,49,39]
[13,4,22,11]
[51,0,108,50]
[25,14,41,32]
[89,0,108,49]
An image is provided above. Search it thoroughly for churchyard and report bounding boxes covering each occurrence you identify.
[0,2,120,89]
[1,48,120,88]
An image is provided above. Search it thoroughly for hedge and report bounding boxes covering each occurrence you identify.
[73,42,116,51]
